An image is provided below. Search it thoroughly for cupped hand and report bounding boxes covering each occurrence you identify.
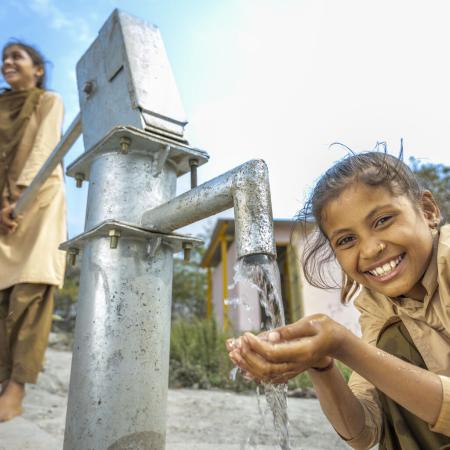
[227,314,347,383]
[226,334,270,383]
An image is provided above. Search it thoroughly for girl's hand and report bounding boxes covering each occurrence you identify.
[226,335,267,383]
[228,314,348,383]
[0,203,19,234]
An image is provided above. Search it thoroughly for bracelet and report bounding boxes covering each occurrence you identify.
[311,359,334,372]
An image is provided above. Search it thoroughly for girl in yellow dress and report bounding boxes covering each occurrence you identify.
[0,41,66,422]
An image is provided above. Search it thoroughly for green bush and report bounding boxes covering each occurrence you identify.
[169,318,353,393]
[169,318,255,391]
[335,360,352,382]
[53,264,80,332]
[287,371,313,390]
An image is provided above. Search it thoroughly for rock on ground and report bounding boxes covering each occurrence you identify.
[0,346,351,450]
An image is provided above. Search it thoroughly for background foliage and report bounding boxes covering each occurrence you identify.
[171,244,207,321]
[409,157,449,222]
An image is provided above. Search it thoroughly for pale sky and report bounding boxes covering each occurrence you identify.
[2,0,449,238]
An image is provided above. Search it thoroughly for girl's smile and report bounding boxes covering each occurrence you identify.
[322,182,439,300]
[363,252,405,282]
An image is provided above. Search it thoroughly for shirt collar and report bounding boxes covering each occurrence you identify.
[421,230,439,306]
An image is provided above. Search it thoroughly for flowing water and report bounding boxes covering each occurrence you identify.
[231,254,291,450]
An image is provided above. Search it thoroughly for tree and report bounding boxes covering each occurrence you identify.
[171,245,207,320]
[53,263,80,331]
[171,223,214,320]
[409,157,450,222]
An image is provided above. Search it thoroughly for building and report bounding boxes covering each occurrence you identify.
[201,218,361,335]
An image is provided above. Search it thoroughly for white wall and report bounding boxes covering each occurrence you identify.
[301,282,361,336]
[294,233,361,336]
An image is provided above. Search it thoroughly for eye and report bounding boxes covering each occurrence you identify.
[374,215,393,228]
[336,235,355,247]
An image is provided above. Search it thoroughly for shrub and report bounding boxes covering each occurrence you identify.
[169,318,255,391]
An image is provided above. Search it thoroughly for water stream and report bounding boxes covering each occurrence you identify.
[232,254,291,450]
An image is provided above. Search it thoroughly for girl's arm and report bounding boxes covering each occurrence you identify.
[230,318,377,445]
[339,329,444,426]
[231,338,382,448]
[306,364,367,442]
[230,314,448,438]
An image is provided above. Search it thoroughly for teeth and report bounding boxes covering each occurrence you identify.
[368,255,403,277]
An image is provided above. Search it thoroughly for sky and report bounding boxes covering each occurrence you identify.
[1,0,450,239]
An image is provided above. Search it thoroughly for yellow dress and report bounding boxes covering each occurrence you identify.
[0,91,67,289]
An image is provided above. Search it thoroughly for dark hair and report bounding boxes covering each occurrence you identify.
[295,147,429,302]
[2,40,47,89]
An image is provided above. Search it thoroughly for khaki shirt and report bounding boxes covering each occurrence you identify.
[346,224,450,449]
[0,91,67,289]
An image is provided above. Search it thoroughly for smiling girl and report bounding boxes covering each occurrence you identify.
[228,152,450,449]
[0,42,66,421]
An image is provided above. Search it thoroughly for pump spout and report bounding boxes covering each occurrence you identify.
[141,159,276,259]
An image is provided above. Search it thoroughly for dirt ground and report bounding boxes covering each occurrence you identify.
[0,341,352,450]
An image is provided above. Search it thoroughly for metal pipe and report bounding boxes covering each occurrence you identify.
[141,159,276,259]
[84,151,177,231]
[64,236,174,450]
[189,158,198,188]
[12,113,82,218]
[63,133,179,450]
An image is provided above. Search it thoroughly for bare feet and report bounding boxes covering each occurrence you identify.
[1,380,8,394]
[0,380,24,422]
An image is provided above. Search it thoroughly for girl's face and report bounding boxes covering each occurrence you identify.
[322,182,440,300]
[1,45,43,91]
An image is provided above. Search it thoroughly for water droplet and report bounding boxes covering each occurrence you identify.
[224,297,240,307]
[229,366,239,381]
